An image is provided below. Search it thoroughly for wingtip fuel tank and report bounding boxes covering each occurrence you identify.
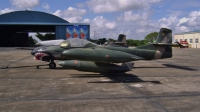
[59,60,134,73]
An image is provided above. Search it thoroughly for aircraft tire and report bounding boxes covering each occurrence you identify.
[49,62,56,69]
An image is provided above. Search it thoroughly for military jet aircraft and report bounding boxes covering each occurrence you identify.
[31,28,174,73]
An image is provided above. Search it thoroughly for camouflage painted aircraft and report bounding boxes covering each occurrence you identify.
[31,28,173,73]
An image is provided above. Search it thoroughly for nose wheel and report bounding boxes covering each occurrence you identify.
[49,61,56,69]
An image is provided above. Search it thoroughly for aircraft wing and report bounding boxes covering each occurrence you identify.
[15,47,35,50]
[153,43,183,47]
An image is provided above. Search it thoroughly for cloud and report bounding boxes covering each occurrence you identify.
[120,30,131,35]
[87,0,161,13]
[118,11,153,22]
[10,0,40,9]
[43,3,50,10]
[175,26,190,33]
[147,10,200,34]
[53,7,87,22]
[167,10,185,17]
[158,17,179,28]
[82,16,118,38]
[83,19,90,23]
[0,8,14,14]
[105,21,117,30]
[179,10,200,27]
[53,10,61,17]
[136,29,147,33]
[125,30,131,35]
[64,16,83,23]
[90,16,117,31]
[76,3,86,8]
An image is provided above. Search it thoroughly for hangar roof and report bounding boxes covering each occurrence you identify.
[0,10,88,26]
[175,30,200,35]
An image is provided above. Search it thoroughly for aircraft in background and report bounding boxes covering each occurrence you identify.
[172,41,182,47]
[35,39,64,46]
[31,28,176,73]
[104,34,128,47]
[32,36,64,46]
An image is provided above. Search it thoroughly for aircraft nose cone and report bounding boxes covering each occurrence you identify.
[62,49,87,59]
[58,60,80,68]
[58,61,65,66]
[31,50,36,56]
[62,50,78,59]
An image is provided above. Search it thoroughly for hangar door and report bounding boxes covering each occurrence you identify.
[0,25,56,47]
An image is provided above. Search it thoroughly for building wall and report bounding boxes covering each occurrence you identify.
[174,35,183,42]
[56,25,66,40]
[174,33,200,48]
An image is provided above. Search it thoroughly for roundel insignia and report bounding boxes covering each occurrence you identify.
[74,60,78,64]
[106,55,109,58]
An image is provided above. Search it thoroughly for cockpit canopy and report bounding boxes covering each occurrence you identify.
[60,38,97,48]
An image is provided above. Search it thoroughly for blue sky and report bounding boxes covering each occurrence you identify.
[0,0,200,40]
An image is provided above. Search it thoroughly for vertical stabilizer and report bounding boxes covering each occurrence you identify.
[155,28,172,44]
[31,35,41,43]
[116,34,126,43]
[137,28,173,59]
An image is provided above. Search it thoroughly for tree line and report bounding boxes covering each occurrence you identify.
[91,31,158,47]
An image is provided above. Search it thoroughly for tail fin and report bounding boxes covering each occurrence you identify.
[137,28,173,59]
[154,28,172,58]
[155,28,172,44]
[31,35,41,43]
[116,34,126,43]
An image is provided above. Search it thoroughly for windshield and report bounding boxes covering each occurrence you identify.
[69,38,90,47]
[60,40,69,48]
[60,38,92,48]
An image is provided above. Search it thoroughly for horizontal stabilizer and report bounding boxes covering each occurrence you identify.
[121,62,134,70]
[153,43,183,47]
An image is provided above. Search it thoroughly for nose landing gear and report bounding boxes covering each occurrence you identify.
[49,61,56,69]
[36,60,56,69]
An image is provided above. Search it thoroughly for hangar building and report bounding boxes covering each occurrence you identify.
[174,31,200,48]
[0,10,90,47]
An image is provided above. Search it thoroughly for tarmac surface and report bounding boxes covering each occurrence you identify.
[0,47,200,112]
